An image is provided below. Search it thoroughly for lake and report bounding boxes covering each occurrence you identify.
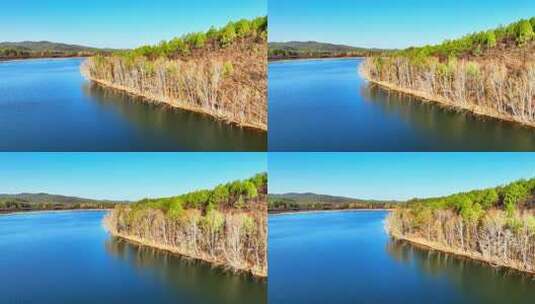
[268,211,535,304]
[0,211,265,304]
[268,58,535,151]
[0,58,266,151]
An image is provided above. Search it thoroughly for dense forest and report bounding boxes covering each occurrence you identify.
[0,41,111,60]
[361,17,535,127]
[387,178,535,274]
[269,41,386,60]
[104,173,267,277]
[269,192,400,213]
[82,17,267,130]
[0,193,124,213]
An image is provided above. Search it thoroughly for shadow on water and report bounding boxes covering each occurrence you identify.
[360,82,535,151]
[105,237,266,304]
[387,239,535,304]
[83,83,267,151]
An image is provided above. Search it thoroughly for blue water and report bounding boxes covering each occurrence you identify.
[0,58,266,151]
[268,58,535,151]
[268,211,535,304]
[0,211,265,304]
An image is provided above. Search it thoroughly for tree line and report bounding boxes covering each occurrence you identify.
[117,16,267,61]
[397,17,535,61]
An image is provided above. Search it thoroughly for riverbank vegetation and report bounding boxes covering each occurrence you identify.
[0,193,123,213]
[269,193,400,213]
[82,17,267,130]
[269,41,386,60]
[361,17,535,127]
[386,178,535,274]
[104,173,267,277]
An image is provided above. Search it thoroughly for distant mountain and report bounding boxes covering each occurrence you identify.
[0,41,111,52]
[0,41,118,60]
[0,193,128,212]
[268,41,389,59]
[0,193,128,204]
[269,192,402,212]
[270,41,379,53]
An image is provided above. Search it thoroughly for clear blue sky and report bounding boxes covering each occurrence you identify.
[269,153,535,201]
[0,0,266,49]
[0,153,266,201]
[269,0,535,49]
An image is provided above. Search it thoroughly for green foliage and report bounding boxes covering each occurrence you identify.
[242,181,258,199]
[516,20,535,45]
[235,19,252,38]
[112,16,266,61]
[167,198,184,219]
[406,178,535,224]
[219,22,237,47]
[131,173,267,216]
[484,30,497,48]
[393,17,535,60]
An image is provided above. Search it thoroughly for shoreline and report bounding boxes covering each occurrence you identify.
[0,208,112,216]
[269,56,364,63]
[361,68,535,130]
[0,55,90,63]
[110,231,267,279]
[390,233,535,276]
[85,76,267,132]
[269,208,392,216]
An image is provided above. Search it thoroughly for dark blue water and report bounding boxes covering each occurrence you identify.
[0,211,265,304]
[268,211,535,304]
[0,58,266,151]
[268,58,535,151]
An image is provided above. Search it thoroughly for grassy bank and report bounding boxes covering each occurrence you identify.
[104,173,267,277]
[386,178,535,274]
[361,17,535,128]
[82,17,267,131]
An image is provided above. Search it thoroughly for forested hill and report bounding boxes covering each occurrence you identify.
[0,41,114,60]
[269,41,387,60]
[269,192,401,212]
[0,193,128,213]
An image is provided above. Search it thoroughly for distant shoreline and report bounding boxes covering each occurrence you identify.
[269,55,364,62]
[0,55,89,63]
[269,208,392,216]
[0,208,112,216]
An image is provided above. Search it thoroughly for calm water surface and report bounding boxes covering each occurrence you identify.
[269,58,535,151]
[0,211,265,304]
[0,58,266,151]
[269,211,535,304]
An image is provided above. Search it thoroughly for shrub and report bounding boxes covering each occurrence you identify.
[219,22,237,47]
[516,20,535,45]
